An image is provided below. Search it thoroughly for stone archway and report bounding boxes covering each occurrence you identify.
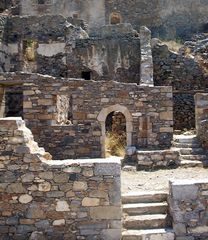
[97,104,133,157]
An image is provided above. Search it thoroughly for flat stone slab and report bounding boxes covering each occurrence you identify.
[122,228,174,240]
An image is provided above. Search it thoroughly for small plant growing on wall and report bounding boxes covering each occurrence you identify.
[23,40,38,62]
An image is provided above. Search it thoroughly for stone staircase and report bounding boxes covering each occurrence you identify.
[122,191,174,240]
[172,135,208,168]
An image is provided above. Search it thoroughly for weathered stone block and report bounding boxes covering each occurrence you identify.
[56,200,70,212]
[90,206,121,220]
[54,173,69,183]
[101,229,121,240]
[73,181,88,191]
[94,163,120,176]
[82,197,100,206]
[7,183,27,194]
[38,182,51,192]
[160,112,173,120]
[19,194,33,204]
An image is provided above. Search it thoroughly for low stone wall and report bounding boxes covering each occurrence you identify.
[0,118,121,239]
[137,149,179,170]
[169,179,208,240]
[195,93,208,149]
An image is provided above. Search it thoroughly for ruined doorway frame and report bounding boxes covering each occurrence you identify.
[97,104,133,158]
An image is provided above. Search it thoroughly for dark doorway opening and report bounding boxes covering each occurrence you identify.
[81,71,91,80]
[5,90,23,118]
[38,0,45,4]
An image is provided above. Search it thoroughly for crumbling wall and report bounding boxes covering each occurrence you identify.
[0,117,121,239]
[153,42,208,130]
[106,0,208,39]
[0,72,173,159]
[4,15,86,76]
[169,179,208,239]
[20,0,105,33]
[20,0,208,39]
[67,24,140,83]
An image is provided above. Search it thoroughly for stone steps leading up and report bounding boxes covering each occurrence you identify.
[179,148,204,155]
[172,134,207,168]
[180,154,207,161]
[172,142,201,148]
[123,214,169,229]
[180,160,204,168]
[173,135,198,144]
[122,191,173,240]
[122,191,167,204]
[123,202,168,215]
[122,228,175,240]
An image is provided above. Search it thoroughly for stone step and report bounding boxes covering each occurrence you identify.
[123,202,168,215]
[172,142,201,148]
[173,135,198,144]
[122,191,167,204]
[122,228,175,240]
[180,154,207,161]
[180,160,204,168]
[179,148,204,155]
[123,214,169,230]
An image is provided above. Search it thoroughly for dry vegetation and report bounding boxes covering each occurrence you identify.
[163,40,183,52]
[105,131,126,157]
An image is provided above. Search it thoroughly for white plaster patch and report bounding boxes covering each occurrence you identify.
[8,44,19,54]
[37,43,66,57]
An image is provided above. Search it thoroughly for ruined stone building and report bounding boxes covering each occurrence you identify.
[0,1,208,239]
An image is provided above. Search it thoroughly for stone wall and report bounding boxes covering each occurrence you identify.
[0,117,121,239]
[66,24,140,83]
[20,0,208,39]
[137,149,179,170]
[3,15,85,76]
[153,41,208,130]
[0,72,173,159]
[169,179,208,239]
[195,93,208,150]
[20,0,105,33]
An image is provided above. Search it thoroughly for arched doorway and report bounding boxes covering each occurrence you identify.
[105,111,126,157]
[97,104,133,158]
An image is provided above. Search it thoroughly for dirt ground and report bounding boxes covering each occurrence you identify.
[121,167,208,194]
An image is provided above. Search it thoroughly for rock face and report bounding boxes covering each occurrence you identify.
[0,118,122,239]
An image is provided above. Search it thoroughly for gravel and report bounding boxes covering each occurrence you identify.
[121,167,208,194]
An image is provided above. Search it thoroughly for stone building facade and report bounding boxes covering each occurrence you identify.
[0,12,207,131]
[0,72,173,159]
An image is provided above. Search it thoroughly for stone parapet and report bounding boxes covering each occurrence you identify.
[137,149,179,170]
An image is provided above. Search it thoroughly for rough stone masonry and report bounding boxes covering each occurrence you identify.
[0,117,121,239]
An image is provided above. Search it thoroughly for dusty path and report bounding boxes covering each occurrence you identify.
[121,167,208,194]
